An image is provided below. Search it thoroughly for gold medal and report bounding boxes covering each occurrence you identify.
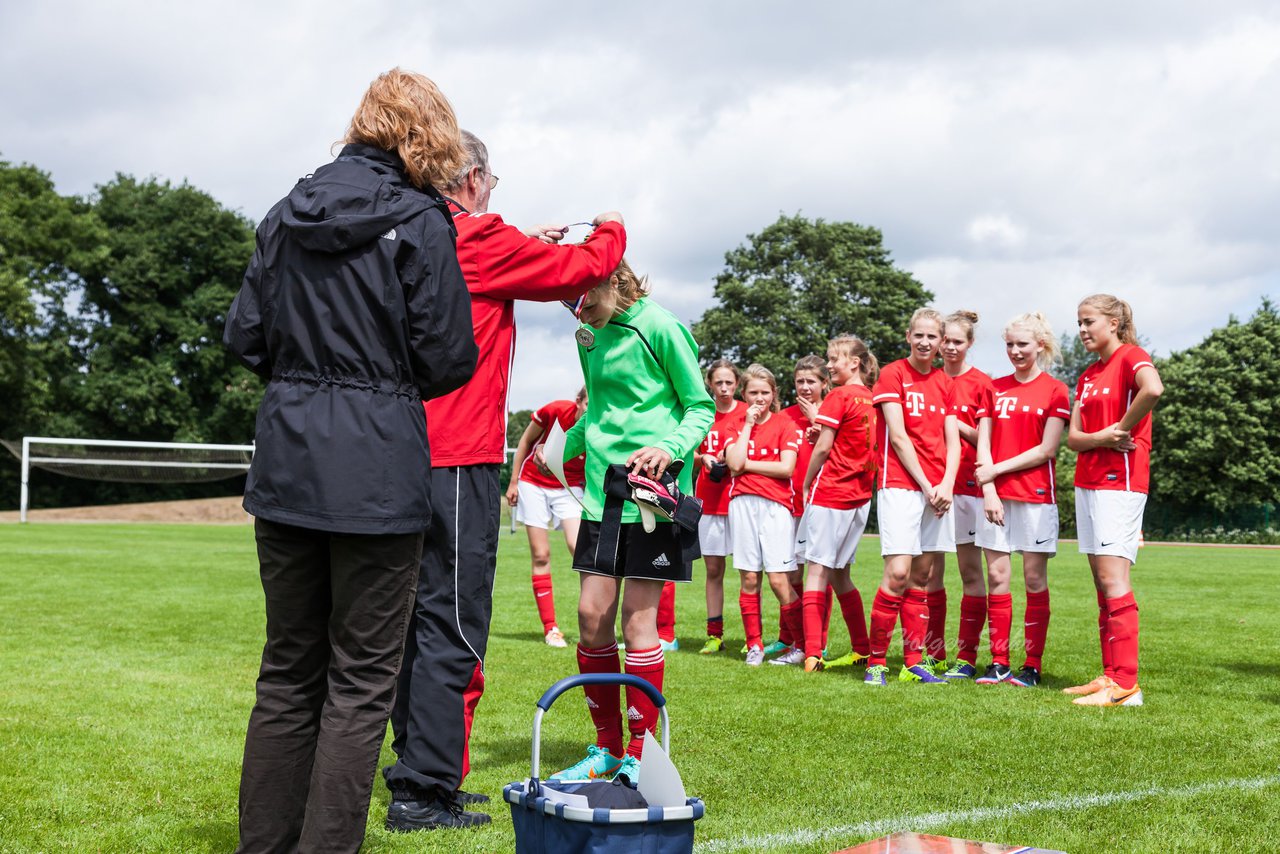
[575,327,595,347]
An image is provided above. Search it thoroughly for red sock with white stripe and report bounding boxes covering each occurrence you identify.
[576,642,623,757]
[868,589,903,667]
[739,590,762,649]
[657,582,676,643]
[926,589,947,660]
[956,594,986,666]
[531,573,557,633]
[802,591,826,659]
[900,588,929,667]
[836,588,870,656]
[780,599,804,650]
[1106,592,1140,691]
[987,593,1013,667]
[623,646,664,758]
[1023,589,1051,671]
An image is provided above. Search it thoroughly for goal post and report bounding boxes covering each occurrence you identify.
[7,436,255,523]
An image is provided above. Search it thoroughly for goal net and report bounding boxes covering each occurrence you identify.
[3,436,254,522]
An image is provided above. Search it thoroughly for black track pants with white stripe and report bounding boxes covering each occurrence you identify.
[384,464,499,798]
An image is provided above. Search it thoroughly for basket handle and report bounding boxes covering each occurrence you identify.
[530,673,670,783]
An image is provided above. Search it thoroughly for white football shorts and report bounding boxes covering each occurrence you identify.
[953,494,983,545]
[878,488,957,557]
[975,499,1059,555]
[515,481,584,530]
[803,503,871,569]
[698,513,732,558]
[729,494,796,573]
[1075,488,1146,564]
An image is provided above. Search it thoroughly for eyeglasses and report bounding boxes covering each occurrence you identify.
[486,172,499,190]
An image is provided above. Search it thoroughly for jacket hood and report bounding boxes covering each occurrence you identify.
[280,144,436,253]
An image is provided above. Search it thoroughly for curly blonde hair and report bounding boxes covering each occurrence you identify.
[344,68,467,190]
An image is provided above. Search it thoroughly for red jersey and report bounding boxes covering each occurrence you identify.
[1074,344,1156,493]
[518,400,586,489]
[695,401,746,515]
[781,403,818,516]
[809,384,876,510]
[424,202,626,467]
[949,367,994,498]
[979,372,1070,504]
[727,411,804,509]
[872,359,954,492]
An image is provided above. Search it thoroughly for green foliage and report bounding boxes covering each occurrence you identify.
[692,214,932,404]
[1052,332,1093,398]
[500,409,533,486]
[1152,299,1280,514]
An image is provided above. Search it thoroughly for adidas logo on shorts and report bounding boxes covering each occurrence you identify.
[652,553,671,568]
[626,705,643,721]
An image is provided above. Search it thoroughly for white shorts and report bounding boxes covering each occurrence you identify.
[803,503,871,569]
[878,488,956,557]
[792,514,806,564]
[729,494,796,573]
[1075,488,1146,564]
[953,495,983,544]
[515,481,584,530]
[975,500,1058,555]
[699,514,731,557]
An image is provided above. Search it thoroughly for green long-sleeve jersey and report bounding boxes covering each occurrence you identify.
[563,298,714,524]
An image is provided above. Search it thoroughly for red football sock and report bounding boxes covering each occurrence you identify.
[1106,592,1140,691]
[777,611,793,646]
[531,573,557,633]
[657,582,676,643]
[836,588,870,656]
[780,599,804,650]
[987,593,1013,666]
[1097,590,1114,680]
[706,615,723,639]
[900,588,929,667]
[926,588,947,660]
[777,579,804,645]
[802,591,827,659]
[868,589,904,667]
[822,586,834,651]
[576,642,623,757]
[623,646,664,758]
[956,594,986,666]
[739,590,763,649]
[1023,589,1051,671]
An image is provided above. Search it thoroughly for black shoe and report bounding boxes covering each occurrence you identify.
[975,663,1013,685]
[454,789,490,805]
[385,794,492,832]
[1011,665,1041,688]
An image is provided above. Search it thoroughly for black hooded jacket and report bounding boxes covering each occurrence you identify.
[224,144,477,534]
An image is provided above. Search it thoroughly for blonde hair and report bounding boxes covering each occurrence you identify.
[1079,293,1138,345]
[608,258,651,309]
[828,334,880,386]
[344,68,467,190]
[909,307,945,335]
[945,309,980,343]
[1004,311,1061,370]
[706,358,741,386]
[743,363,781,411]
[793,354,830,389]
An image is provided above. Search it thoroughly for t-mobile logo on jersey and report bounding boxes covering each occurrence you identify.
[995,395,1019,419]
[905,391,926,416]
[1080,381,1096,401]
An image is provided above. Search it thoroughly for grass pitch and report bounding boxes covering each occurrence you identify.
[0,522,1277,852]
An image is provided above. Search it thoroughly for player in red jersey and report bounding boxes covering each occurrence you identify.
[970,312,1070,687]
[865,308,960,686]
[694,360,746,654]
[505,388,589,648]
[799,336,879,673]
[932,311,996,678]
[1065,295,1162,707]
[724,364,805,666]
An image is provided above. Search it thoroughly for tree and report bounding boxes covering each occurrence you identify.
[1052,332,1093,398]
[1152,299,1280,514]
[692,214,932,403]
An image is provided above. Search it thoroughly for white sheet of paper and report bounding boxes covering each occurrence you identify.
[531,780,590,808]
[637,730,687,807]
[541,421,584,507]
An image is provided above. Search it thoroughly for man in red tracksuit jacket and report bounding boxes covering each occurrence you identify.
[384,130,627,831]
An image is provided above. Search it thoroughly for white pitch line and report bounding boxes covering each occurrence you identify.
[696,774,1280,853]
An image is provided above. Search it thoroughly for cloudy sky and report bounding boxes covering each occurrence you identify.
[3,2,1277,412]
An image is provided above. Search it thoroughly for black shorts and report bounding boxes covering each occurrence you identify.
[572,520,697,583]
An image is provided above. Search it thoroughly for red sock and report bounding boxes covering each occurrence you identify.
[780,599,804,650]
[956,594,986,666]
[802,591,826,659]
[657,582,676,643]
[576,642,623,757]
[531,573,557,633]
[706,615,723,638]
[868,589,904,667]
[822,586,834,651]
[739,590,762,649]
[778,579,804,645]
[1023,589,1051,671]
[926,588,947,660]
[777,610,793,647]
[1106,592,1140,690]
[1097,590,1114,680]
[836,588,870,656]
[987,593,1013,666]
[900,589,929,667]
[623,646,664,758]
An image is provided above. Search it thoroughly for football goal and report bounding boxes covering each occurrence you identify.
[3,436,254,523]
